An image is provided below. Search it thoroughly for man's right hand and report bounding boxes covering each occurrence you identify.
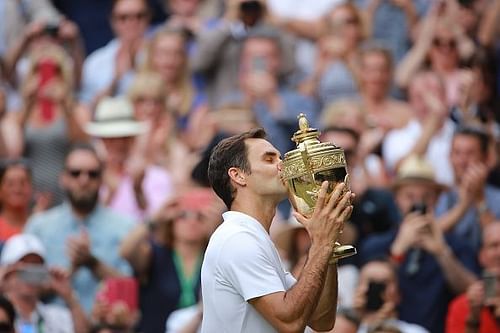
[391,213,428,257]
[293,182,353,252]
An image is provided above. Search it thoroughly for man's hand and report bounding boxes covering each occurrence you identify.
[415,216,448,256]
[293,182,354,249]
[49,267,76,304]
[66,230,94,271]
[391,213,427,256]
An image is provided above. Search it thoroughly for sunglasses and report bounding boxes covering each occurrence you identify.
[66,168,102,179]
[113,11,148,22]
[432,38,457,49]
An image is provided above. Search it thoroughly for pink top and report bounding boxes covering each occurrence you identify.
[104,165,174,221]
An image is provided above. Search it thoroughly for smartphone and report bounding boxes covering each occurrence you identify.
[483,272,497,300]
[96,277,138,312]
[365,281,386,312]
[410,202,427,215]
[17,264,50,285]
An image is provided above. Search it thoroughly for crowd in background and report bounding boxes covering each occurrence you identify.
[0,0,500,332]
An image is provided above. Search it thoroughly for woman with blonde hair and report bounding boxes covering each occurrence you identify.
[2,44,87,206]
[143,27,208,149]
[127,71,197,187]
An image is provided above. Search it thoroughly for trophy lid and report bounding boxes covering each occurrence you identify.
[282,114,346,181]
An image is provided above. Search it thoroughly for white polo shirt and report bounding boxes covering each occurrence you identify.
[201,211,297,333]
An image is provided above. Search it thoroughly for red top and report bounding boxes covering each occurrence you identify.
[446,294,500,333]
[0,217,23,242]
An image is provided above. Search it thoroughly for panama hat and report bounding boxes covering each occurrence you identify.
[391,155,447,193]
[85,97,148,138]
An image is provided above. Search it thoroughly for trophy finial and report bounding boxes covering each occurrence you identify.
[298,113,309,132]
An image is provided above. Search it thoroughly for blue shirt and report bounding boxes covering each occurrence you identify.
[79,39,136,104]
[360,229,479,333]
[435,185,500,252]
[24,203,135,312]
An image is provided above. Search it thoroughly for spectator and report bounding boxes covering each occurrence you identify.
[142,27,208,148]
[24,143,135,312]
[353,259,428,333]
[436,126,500,253]
[0,159,34,244]
[358,44,412,132]
[79,0,151,107]
[395,1,475,108]
[382,71,455,185]
[0,234,89,333]
[223,27,317,155]
[191,0,295,108]
[446,222,500,333]
[127,71,195,187]
[3,44,88,207]
[120,188,224,333]
[360,155,478,332]
[85,96,174,220]
[305,2,365,106]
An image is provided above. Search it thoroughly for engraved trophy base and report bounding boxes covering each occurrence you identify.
[330,242,357,264]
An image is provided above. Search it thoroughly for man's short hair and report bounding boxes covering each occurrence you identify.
[453,126,491,156]
[208,128,267,209]
[64,142,103,170]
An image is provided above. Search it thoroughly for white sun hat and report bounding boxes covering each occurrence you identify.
[85,97,148,138]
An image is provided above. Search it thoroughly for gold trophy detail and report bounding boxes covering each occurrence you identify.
[281,114,357,262]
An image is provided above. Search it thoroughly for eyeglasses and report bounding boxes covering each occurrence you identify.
[113,11,148,22]
[134,96,164,105]
[66,169,102,179]
[432,38,457,49]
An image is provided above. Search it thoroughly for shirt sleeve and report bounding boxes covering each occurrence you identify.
[218,232,288,301]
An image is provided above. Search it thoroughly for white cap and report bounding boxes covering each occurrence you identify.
[0,234,46,266]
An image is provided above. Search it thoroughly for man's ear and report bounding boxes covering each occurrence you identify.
[228,167,246,186]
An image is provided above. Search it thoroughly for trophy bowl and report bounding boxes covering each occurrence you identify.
[281,114,357,262]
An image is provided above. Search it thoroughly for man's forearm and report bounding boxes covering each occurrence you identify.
[276,243,333,331]
[436,246,476,294]
[309,262,338,331]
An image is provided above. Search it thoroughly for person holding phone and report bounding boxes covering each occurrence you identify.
[353,259,428,333]
[446,222,500,333]
[0,234,89,333]
[359,155,478,333]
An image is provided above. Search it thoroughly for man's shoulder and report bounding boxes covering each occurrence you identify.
[84,39,119,67]
[27,204,68,228]
[93,205,136,228]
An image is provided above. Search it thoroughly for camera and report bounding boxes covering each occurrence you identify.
[17,264,50,285]
[43,23,60,37]
[365,281,386,311]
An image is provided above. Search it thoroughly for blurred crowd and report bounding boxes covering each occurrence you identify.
[0,0,499,332]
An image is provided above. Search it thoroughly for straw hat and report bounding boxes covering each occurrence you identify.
[391,155,447,192]
[85,97,148,138]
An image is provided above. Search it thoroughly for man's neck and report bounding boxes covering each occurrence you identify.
[231,195,279,233]
[71,205,96,220]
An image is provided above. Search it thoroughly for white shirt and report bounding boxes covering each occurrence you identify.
[79,39,136,104]
[201,211,297,333]
[382,119,455,186]
[15,302,74,333]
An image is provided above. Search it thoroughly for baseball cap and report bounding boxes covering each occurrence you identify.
[0,234,46,266]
